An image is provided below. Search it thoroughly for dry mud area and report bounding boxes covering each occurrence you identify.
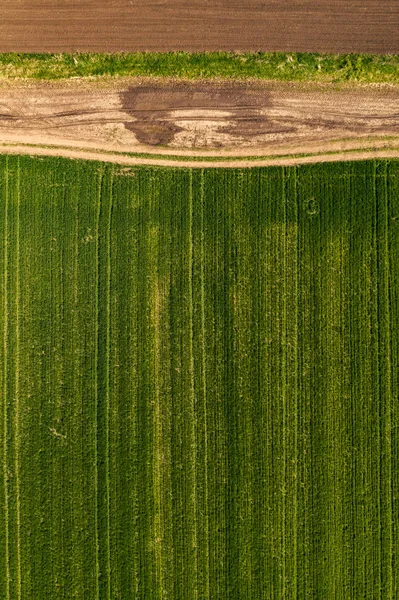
[1,0,398,53]
[0,79,398,162]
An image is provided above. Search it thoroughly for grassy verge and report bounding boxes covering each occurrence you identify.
[0,52,398,83]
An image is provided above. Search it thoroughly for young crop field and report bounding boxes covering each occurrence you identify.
[0,155,398,599]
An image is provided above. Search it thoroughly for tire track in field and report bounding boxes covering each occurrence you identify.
[97,170,113,600]
[3,155,23,600]
[382,165,394,598]
[251,171,269,599]
[281,167,288,598]
[2,154,23,599]
[377,162,394,597]
[105,176,113,600]
[188,170,199,600]
[282,166,301,596]
[14,156,21,600]
[153,263,163,598]
[371,162,383,595]
[386,167,399,597]
[94,165,104,600]
[348,164,380,595]
[349,176,358,597]
[152,189,167,599]
[286,167,299,595]
[374,164,383,596]
[2,156,10,600]
[287,169,300,596]
[199,169,210,600]
[234,170,255,598]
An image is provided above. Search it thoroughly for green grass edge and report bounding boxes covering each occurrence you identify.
[0,52,398,83]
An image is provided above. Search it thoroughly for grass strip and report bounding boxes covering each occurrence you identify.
[0,52,398,84]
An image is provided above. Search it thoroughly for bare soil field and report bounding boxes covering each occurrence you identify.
[0,79,398,166]
[0,0,398,54]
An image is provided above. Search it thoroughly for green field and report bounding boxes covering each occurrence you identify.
[0,156,398,599]
[1,52,399,84]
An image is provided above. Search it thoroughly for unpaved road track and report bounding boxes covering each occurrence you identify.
[1,144,399,169]
[1,0,398,53]
[0,79,398,167]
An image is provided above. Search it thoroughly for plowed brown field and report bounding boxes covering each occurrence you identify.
[1,0,398,53]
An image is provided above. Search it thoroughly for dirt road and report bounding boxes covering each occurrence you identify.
[1,0,398,54]
[0,79,398,164]
[1,143,399,169]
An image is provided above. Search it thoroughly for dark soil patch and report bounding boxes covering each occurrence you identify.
[120,82,274,146]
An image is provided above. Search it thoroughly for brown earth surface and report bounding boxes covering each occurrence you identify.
[1,0,398,53]
[0,79,398,167]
